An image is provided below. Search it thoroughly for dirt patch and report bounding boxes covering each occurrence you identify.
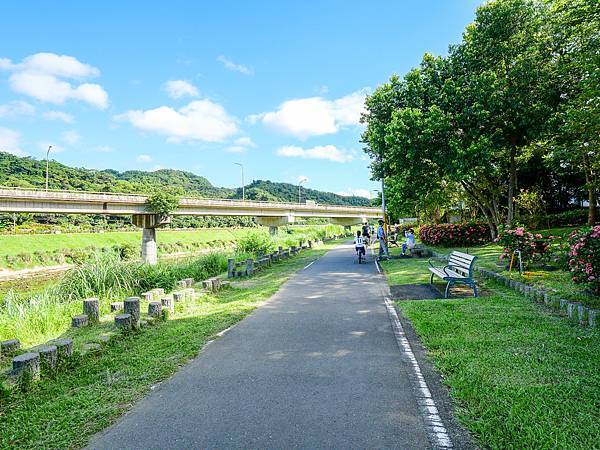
[390,283,442,300]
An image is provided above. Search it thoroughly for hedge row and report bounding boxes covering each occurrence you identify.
[419,222,491,247]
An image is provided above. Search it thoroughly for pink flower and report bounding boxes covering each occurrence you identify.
[515,227,525,236]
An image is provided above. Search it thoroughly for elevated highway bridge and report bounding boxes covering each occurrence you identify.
[0,187,380,263]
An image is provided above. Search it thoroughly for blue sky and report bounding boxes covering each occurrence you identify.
[0,0,481,197]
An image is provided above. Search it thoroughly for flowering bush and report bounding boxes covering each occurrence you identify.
[496,227,552,266]
[418,222,490,247]
[568,226,600,295]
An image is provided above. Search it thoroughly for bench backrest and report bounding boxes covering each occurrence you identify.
[447,251,477,278]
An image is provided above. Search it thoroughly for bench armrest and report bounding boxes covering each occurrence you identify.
[428,255,447,268]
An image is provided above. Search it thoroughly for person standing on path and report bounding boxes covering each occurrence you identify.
[377,219,390,260]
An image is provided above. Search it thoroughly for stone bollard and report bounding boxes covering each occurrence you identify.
[115,313,132,330]
[577,304,588,325]
[148,301,162,318]
[213,278,222,291]
[38,345,57,374]
[559,298,569,311]
[82,343,101,355]
[246,259,254,276]
[13,352,40,381]
[173,292,184,302]
[53,338,73,361]
[308,240,313,248]
[227,258,235,278]
[153,288,165,297]
[161,297,174,313]
[589,309,599,328]
[185,278,194,288]
[202,279,213,291]
[1,338,20,356]
[566,302,579,322]
[72,315,89,328]
[124,297,141,330]
[141,292,153,302]
[83,298,100,323]
[110,301,124,312]
[291,246,297,255]
[177,280,187,289]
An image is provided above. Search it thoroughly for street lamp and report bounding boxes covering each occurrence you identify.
[45,145,52,191]
[298,177,307,203]
[234,162,245,201]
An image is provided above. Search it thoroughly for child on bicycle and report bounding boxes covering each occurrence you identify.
[354,230,366,261]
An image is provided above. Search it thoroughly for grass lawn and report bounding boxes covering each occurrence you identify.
[0,228,250,257]
[0,241,338,449]
[380,249,600,449]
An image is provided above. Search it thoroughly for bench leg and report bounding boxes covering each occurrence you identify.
[472,283,478,298]
[444,281,452,298]
[430,273,435,285]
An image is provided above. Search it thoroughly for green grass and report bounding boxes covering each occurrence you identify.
[0,241,337,449]
[380,251,600,449]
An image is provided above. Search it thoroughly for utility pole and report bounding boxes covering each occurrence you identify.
[45,145,52,191]
[234,162,245,201]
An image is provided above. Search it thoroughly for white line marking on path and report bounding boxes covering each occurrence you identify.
[383,295,453,449]
[303,261,315,270]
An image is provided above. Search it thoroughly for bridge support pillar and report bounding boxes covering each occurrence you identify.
[132,214,171,265]
[255,215,294,236]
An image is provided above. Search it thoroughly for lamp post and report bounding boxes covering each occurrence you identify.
[234,162,245,201]
[298,178,307,203]
[45,145,52,191]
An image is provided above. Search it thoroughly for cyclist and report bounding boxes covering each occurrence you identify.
[361,222,371,246]
[354,230,366,263]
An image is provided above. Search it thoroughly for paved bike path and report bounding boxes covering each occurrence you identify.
[89,243,433,449]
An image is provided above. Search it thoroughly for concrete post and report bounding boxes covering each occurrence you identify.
[269,226,278,236]
[141,228,157,265]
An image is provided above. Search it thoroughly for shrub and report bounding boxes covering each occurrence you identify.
[496,227,553,267]
[543,209,589,227]
[568,226,600,295]
[235,231,275,255]
[418,222,490,247]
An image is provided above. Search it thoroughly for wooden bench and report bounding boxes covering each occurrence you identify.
[428,251,478,298]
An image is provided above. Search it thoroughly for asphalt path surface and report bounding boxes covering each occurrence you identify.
[88,243,440,449]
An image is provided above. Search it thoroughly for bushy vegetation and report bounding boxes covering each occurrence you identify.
[418,222,490,247]
[568,226,600,294]
[235,231,275,255]
[496,227,553,267]
[0,252,228,346]
[145,191,181,216]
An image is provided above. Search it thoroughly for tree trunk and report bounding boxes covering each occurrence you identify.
[583,154,597,225]
[507,143,517,226]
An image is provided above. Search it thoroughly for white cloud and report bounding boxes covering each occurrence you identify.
[217,55,253,75]
[0,127,26,156]
[276,145,354,163]
[43,111,74,123]
[136,154,153,163]
[164,80,199,99]
[224,145,247,153]
[336,188,372,198]
[0,52,108,108]
[234,136,256,147]
[0,100,35,118]
[62,130,80,145]
[116,99,238,143]
[250,89,368,139]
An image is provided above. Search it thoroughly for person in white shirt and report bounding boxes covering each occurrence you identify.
[402,228,416,255]
[354,230,366,260]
